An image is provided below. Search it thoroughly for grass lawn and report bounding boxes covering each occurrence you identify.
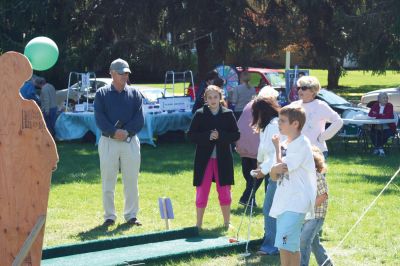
[46,137,400,265]
[44,73,400,265]
[310,70,400,102]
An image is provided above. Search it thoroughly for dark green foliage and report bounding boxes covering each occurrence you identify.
[1,1,398,89]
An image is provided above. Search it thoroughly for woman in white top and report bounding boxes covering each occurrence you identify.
[292,76,343,156]
[251,96,285,255]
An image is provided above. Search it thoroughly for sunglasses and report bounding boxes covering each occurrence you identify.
[297,86,310,91]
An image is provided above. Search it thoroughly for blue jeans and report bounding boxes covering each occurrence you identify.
[259,177,279,254]
[300,218,331,266]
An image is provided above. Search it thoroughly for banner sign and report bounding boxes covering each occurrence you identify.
[158,96,191,112]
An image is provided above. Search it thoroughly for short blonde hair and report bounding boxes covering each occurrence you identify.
[297,76,321,96]
[258,86,279,99]
[279,105,306,131]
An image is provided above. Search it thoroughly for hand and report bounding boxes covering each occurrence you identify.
[252,168,264,179]
[210,129,219,140]
[114,129,128,141]
[273,163,288,175]
[272,134,280,147]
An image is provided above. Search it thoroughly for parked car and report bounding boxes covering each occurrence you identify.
[358,87,400,114]
[135,86,172,104]
[56,78,112,109]
[316,89,369,117]
[236,67,286,92]
[56,78,171,110]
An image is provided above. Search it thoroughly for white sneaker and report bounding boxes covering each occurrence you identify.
[372,149,379,155]
[378,149,385,157]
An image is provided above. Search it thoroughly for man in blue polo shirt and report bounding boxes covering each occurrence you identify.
[20,74,40,104]
[94,58,144,227]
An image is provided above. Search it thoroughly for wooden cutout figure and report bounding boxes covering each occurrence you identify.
[0,52,58,265]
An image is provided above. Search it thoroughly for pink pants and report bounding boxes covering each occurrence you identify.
[196,158,231,208]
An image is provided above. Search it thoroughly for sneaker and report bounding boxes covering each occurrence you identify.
[372,148,379,155]
[256,250,267,255]
[127,217,142,226]
[102,219,115,226]
[224,222,234,230]
[378,149,385,157]
[239,200,258,208]
[256,249,279,256]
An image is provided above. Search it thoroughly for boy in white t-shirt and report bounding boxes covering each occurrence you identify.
[269,105,317,266]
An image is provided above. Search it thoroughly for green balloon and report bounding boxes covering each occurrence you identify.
[24,36,59,71]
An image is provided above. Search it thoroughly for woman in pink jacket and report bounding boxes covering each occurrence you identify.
[368,92,396,156]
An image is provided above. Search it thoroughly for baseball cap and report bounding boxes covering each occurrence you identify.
[110,58,131,74]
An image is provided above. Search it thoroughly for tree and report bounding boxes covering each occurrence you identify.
[343,0,400,72]
[162,0,253,79]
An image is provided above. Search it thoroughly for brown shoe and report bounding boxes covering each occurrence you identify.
[127,218,142,226]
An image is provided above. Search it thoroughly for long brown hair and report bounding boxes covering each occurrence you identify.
[251,96,280,132]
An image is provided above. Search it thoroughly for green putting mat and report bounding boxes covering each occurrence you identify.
[41,227,262,265]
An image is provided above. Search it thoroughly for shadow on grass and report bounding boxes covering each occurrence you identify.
[52,141,100,185]
[141,142,195,174]
[52,141,196,185]
[75,222,141,241]
[231,206,264,217]
[198,226,231,238]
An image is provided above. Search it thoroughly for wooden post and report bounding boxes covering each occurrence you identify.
[285,51,291,70]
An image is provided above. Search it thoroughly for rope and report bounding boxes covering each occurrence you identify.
[321,166,400,266]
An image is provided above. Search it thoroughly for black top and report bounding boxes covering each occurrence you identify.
[188,105,240,186]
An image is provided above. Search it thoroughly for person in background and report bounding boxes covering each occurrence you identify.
[213,76,228,105]
[292,76,343,158]
[36,78,57,136]
[368,92,396,156]
[251,96,282,255]
[300,146,333,266]
[236,97,262,207]
[20,74,40,104]
[230,71,256,119]
[188,85,240,229]
[191,70,219,113]
[288,72,305,103]
[94,58,144,227]
[236,87,279,208]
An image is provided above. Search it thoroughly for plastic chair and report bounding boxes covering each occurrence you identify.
[337,124,365,151]
[385,114,400,150]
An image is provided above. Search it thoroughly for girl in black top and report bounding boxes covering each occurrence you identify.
[188,85,240,229]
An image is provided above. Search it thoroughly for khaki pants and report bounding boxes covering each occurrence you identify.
[98,135,140,221]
